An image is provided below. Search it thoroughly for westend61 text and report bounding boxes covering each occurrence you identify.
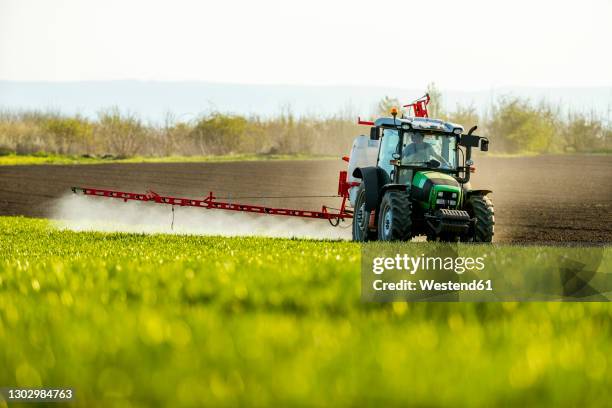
[373,279,493,292]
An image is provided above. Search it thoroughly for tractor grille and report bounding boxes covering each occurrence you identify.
[426,208,471,234]
[438,209,470,221]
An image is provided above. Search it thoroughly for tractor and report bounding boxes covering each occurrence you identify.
[71,93,493,243]
[346,95,494,242]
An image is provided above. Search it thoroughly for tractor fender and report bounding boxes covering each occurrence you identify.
[380,184,409,197]
[465,189,492,198]
[352,167,389,211]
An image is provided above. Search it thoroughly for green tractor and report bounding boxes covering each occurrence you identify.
[348,101,494,242]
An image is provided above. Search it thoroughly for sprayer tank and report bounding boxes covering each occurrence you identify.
[347,135,379,207]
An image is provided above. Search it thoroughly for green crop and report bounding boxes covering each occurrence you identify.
[0,216,611,407]
[0,153,333,166]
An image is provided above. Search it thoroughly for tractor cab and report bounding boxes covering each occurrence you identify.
[349,94,494,242]
[372,117,462,185]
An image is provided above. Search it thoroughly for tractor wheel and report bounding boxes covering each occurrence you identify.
[377,190,412,241]
[464,194,495,242]
[352,186,376,242]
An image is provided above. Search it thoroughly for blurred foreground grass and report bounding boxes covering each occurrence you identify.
[0,216,610,407]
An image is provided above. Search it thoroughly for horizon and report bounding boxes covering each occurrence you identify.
[1,81,610,123]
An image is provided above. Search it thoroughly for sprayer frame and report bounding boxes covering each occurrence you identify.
[71,171,355,224]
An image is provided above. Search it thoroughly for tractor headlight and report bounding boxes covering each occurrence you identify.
[452,193,457,198]
[438,192,444,197]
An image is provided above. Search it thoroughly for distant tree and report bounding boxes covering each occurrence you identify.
[426,82,444,119]
[158,112,194,156]
[603,127,612,152]
[488,97,556,153]
[376,96,401,117]
[447,104,480,129]
[43,116,93,155]
[96,108,147,157]
[190,112,248,155]
[561,112,604,152]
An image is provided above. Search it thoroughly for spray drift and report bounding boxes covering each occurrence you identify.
[52,194,351,240]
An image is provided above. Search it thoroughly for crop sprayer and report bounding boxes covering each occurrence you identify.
[72,94,494,242]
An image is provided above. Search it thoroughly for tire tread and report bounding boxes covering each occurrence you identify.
[379,190,412,241]
[469,195,495,242]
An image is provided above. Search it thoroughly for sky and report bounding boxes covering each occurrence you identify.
[0,0,611,90]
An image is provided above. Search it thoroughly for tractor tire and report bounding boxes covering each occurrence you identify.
[352,186,376,242]
[377,190,412,241]
[464,194,495,242]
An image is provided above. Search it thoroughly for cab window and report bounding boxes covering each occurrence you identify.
[378,129,399,177]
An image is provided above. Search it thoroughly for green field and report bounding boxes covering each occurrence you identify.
[0,153,333,166]
[0,217,611,407]
[1,152,608,166]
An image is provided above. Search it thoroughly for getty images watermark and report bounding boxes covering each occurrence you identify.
[361,244,611,302]
[372,253,491,293]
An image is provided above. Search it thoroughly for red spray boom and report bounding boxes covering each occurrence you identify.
[71,170,355,226]
[71,93,433,228]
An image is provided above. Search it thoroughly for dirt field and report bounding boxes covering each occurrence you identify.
[1,155,610,243]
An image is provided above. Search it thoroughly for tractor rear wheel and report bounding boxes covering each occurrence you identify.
[464,194,495,242]
[352,186,376,242]
[377,190,412,241]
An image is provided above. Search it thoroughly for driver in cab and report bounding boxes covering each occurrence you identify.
[402,133,451,168]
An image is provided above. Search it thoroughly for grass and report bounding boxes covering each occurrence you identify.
[0,153,336,166]
[0,216,611,407]
[1,152,609,166]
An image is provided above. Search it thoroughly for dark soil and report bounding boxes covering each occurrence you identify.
[1,155,610,243]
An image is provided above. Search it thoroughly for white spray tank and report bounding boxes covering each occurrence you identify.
[347,135,379,207]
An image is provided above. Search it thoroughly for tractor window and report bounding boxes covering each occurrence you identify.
[401,132,457,169]
[378,129,400,177]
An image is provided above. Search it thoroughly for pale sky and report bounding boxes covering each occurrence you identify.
[1,0,611,89]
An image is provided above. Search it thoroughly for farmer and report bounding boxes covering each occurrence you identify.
[402,133,451,167]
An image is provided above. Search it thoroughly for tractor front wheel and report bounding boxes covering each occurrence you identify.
[352,186,376,242]
[464,194,495,242]
[378,190,412,241]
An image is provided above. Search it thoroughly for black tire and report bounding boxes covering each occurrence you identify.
[465,195,495,242]
[377,190,412,241]
[352,186,376,242]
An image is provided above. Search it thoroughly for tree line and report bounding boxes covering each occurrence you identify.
[0,90,609,158]
[378,84,610,154]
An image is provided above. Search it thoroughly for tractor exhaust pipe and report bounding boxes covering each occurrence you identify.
[457,126,478,185]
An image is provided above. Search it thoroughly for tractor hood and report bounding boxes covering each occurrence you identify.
[411,171,462,210]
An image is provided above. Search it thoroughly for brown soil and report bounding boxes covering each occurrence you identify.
[1,155,610,243]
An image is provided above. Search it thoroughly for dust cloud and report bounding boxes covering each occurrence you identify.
[51,194,352,240]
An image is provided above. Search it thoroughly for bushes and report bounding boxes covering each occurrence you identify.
[438,95,608,154]
[487,98,557,153]
[190,113,248,155]
[0,111,92,155]
[0,110,362,158]
[0,99,609,158]
[43,117,93,155]
[561,113,608,153]
[96,109,148,158]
